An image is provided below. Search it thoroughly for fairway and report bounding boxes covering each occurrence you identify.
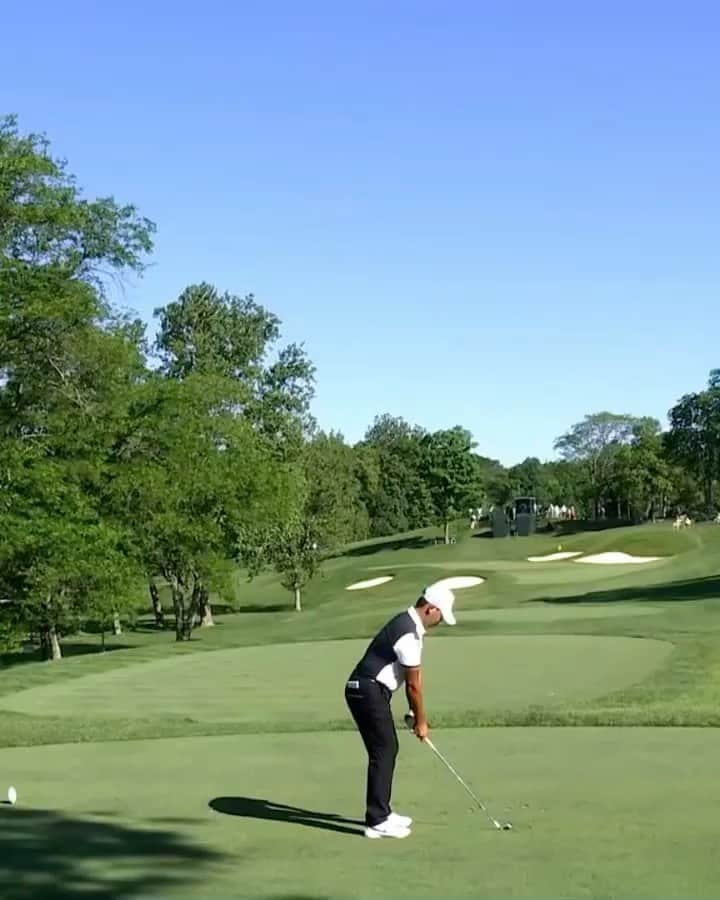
[1,728,719,899]
[0,635,673,723]
[3,521,720,899]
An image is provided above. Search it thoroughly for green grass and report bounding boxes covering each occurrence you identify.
[3,520,720,741]
[2,728,720,898]
[0,634,672,724]
[3,520,720,897]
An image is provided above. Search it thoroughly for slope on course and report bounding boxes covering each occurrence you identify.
[460,605,663,623]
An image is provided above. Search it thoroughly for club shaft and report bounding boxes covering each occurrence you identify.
[424,737,500,825]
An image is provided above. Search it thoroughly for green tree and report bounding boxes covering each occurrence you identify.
[508,457,546,502]
[154,282,315,455]
[304,431,370,546]
[553,413,649,518]
[111,374,290,639]
[0,602,23,654]
[472,455,510,509]
[541,459,587,513]
[353,442,382,528]
[0,115,153,280]
[241,516,321,613]
[667,371,720,514]
[149,282,317,626]
[664,462,704,517]
[606,421,671,521]
[0,446,138,659]
[361,414,434,536]
[0,116,155,657]
[422,427,482,543]
[238,433,370,611]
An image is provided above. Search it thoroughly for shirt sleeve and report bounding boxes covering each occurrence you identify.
[393,632,422,667]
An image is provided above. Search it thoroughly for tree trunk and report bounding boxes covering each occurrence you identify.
[294,587,302,612]
[200,591,215,628]
[444,519,450,545]
[49,626,62,661]
[148,578,164,628]
[190,579,214,628]
[174,599,183,641]
[39,626,62,660]
[175,605,194,641]
[171,578,191,641]
[112,612,122,635]
[193,582,214,627]
[183,609,191,641]
[704,476,713,514]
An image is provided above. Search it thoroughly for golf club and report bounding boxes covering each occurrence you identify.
[404,713,512,831]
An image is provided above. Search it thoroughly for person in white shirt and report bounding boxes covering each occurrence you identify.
[344,583,456,839]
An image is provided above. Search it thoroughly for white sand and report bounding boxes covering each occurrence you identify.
[345,576,395,591]
[574,552,663,565]
[527,552,583,562]
[429,575,485,590]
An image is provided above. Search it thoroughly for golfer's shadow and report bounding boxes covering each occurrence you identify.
[209,797,364,836]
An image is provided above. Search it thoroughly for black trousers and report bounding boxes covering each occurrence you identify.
[344,677,399,827]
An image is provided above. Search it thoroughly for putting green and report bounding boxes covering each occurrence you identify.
[460,605,663,623]
[0,635,673,724]
[0,728,718,898]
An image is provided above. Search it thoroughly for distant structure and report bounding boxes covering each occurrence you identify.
[490,497,536,537]
[514,496,536,536]
[490,507,509,537]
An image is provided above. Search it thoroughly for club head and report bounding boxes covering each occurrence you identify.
[403,713,414,730]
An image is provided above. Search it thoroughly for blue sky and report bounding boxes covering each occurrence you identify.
[2,1,718,464]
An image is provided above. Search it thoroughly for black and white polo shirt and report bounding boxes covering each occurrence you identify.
[349,606,425,692]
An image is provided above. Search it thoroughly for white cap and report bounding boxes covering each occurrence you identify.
[421,583,456,625]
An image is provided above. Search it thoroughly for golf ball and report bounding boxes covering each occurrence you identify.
[7,786,17,805]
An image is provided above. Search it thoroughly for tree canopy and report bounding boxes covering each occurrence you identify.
[1,113,717,658]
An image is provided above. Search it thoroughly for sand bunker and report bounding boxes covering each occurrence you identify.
[527,552,583,562]
[430,575,485,590]
[345,576,395,591]
[574,552,663,565]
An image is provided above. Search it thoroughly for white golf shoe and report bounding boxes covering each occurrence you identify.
[364,817,411,839]
[387,812,413,828]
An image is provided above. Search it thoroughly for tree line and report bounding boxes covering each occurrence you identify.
[1,115,717,659]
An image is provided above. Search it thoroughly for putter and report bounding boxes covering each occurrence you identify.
[404,713,512,831]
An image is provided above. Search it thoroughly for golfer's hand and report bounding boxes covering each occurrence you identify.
[414,719,429,741]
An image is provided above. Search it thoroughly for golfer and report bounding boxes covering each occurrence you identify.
[344,583,456,839]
